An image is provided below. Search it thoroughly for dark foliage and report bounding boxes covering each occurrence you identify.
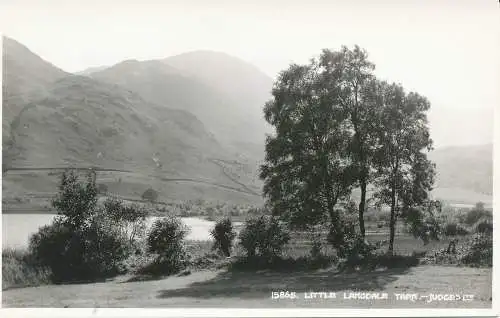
[210,218,236,257]
[28,170,132,283]
[461,202,492,226]
[145,217,190,275]
[238,216,290,259]
[474,219,493,234]
[141,187,159,202]
[401,201,442,244]
[460,234,492,267]
[29,213,129,283]
[443,222,469,236]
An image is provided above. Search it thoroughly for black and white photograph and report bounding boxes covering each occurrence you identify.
[0,0,497,314]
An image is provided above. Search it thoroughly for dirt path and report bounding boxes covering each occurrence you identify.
[2,266,491,308]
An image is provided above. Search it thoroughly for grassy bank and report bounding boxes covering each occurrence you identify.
[2,248,51,290]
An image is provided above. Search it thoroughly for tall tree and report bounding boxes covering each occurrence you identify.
[260,61,356,232]
[318,46,378,237]
[372,81,435,254]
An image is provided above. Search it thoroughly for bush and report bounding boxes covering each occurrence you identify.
[145,217,190,275]
[2,248,51,290]
[103,197,149,244]
[28,170,131,283]
[29,214,130,283]
[460,234,492,267]
[462,202,492,226]
[474,219,493,234]
[210,218,236,257]
[51,170,98,228]
[422,233,492,267]
[402,205,441,244]
[327,214,376,261]
[310,230,323,259]
[238,216,290,260]
[142,188,158,202]
[443,222,469,236]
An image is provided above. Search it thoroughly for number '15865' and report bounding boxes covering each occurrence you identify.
[271,291,297,299]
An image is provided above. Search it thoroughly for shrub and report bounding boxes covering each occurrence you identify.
[51,169,98,228]
[142,188,158,202]
[103,197,149,244]
[238,216,290,260]
[474,219,493,234]
[422,233,492,267]
[28,170,131,283]
[2,248,51,290]
[443,222,469,236]
[462,202,492,226]
[310,230,323,259]
[327,215,375,259]
[210,218,236,257]
[145,217,190,275]
[402,205,442,244]
[460,233,492,267]
[29,213,130,283]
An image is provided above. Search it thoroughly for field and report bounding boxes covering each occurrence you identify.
[2,265,492,308]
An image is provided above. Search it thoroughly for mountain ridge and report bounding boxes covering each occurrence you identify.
[2,36,493,206]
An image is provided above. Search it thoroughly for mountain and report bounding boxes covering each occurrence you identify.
[7,74,221,169]
[89,59,258,152]
[76,65,108,76]
[2,37,492,208]
[2,38,263,206]
[163,50,274,112]
[90,52,274,161]
[2,36,67,148]
[428,143,493,203]
[163,51,274,155]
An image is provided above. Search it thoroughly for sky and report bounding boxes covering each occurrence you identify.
[0,1,497,209]
[1,0,498,115]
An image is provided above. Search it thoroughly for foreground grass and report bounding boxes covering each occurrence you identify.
[2,265,492,308]
[2,231,480,290]
[2,248,51,290]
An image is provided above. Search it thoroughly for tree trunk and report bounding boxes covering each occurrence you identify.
[358,176,367,238]
[388,182,396,255]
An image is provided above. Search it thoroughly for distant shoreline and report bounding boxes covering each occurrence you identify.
[1,201,490,216]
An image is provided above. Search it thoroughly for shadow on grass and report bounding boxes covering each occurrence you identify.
[156,263,412,300]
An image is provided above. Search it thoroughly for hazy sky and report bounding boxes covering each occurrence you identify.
[1,0,499,114]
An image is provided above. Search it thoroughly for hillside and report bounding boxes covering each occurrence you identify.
[88,53,275,161]
[163,51,274,157]
[89,59,260,154]
[428,144,493,196]
[76,65,108,76]
[2,39,263,206]
[163,50,274,112]
[2,36,67,154]
[2,38,493,208]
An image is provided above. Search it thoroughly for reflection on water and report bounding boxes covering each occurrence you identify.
[2,214,234,249]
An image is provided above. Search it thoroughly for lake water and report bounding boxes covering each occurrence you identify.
[2,214,233,249]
